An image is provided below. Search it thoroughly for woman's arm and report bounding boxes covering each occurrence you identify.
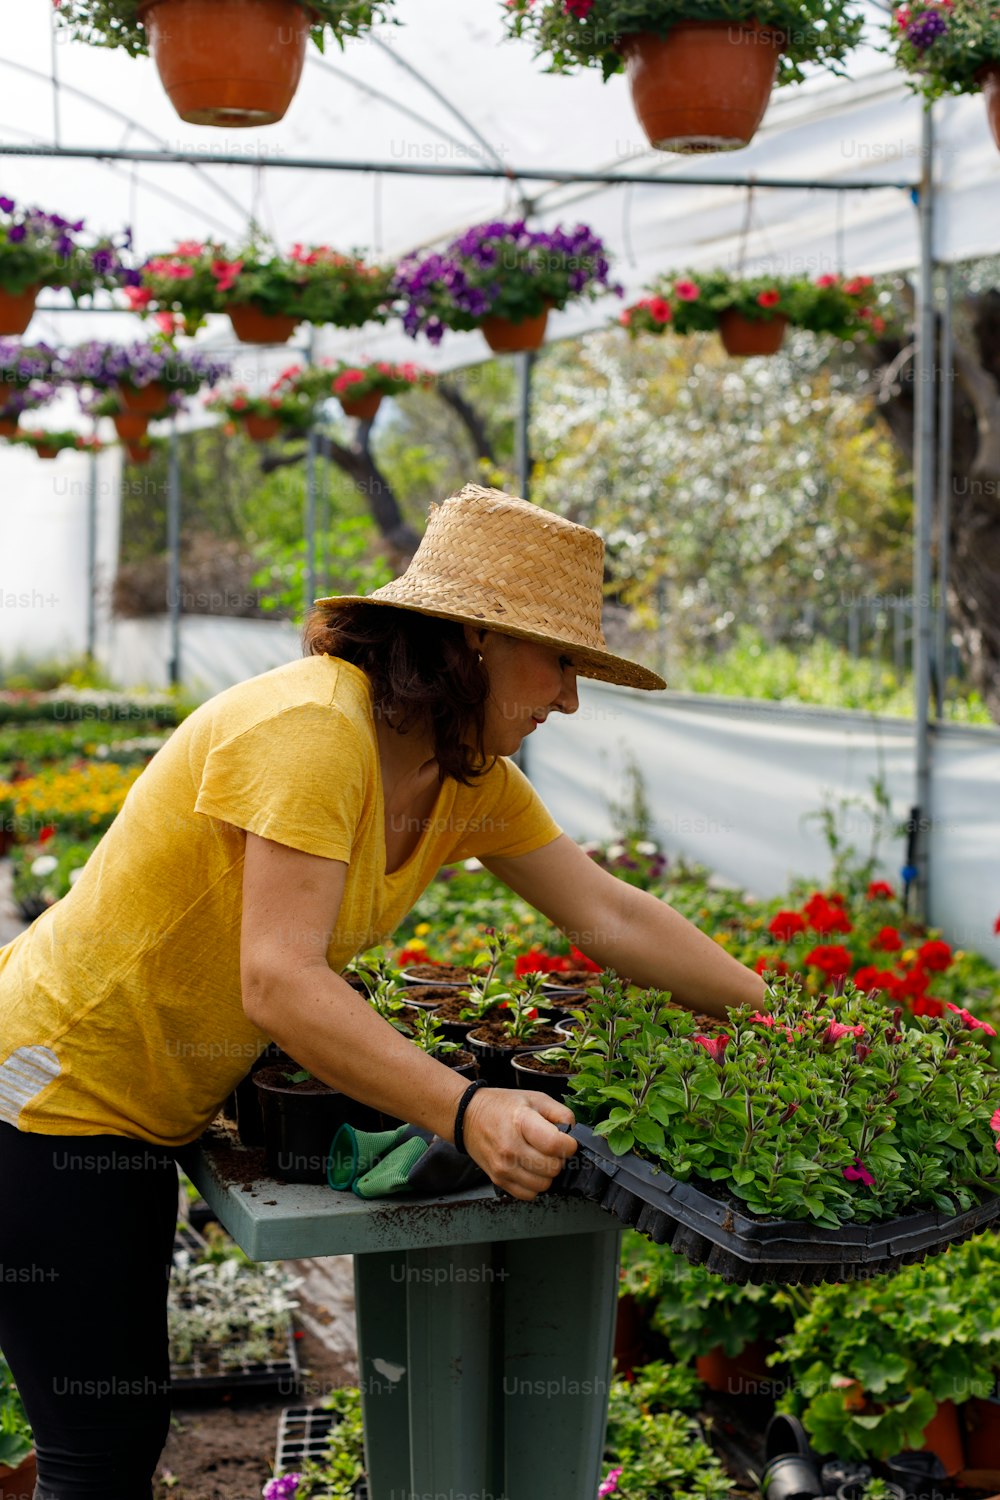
[239,832,576,1198]
[483,834,765,1022]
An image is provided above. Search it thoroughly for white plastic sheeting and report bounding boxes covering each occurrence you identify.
[104,614,302,697]
[522,680,1000,964]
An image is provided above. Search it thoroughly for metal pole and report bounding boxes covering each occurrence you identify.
[85,449,98,662]
[934,265,954,721]
[317,435,330,598]
[910,105,937,922]
[167,423,182,689]
[305,425,318,616]
[516,352,534,500]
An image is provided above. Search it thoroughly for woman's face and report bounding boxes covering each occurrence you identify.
[466,627,580,758]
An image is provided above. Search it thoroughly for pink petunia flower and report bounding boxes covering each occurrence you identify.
[673,280,700,301]
[824,1020,866,1043]
[692,1033,730,1063]
[945,1003,997,1036]
[599,1468,623,1497]
[843,1158,875,1187]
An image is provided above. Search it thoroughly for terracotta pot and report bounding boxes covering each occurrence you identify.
[979,64,1000,151]
[227,303,300,344]
[962,1393,1000,1470]
[480,307,549,354]
[112,410,150,441]
[137,0,311,127]
[718,308,788,356]
[117,381,169,416]
[919,1398,964,1478]
[0,1450,37,1500]
[0,284,40,337]
[243,412,283,442]
[695,1337,775,1395]
[0,414,20,439]
[620,21,782,153]
[339,390,382,421]
[125,440,152,465]
[33,444,60,461]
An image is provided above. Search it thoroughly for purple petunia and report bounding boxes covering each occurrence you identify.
[906,9,948,48]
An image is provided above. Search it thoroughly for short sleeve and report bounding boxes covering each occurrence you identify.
[193,702,372,861]
[448,758,562,863]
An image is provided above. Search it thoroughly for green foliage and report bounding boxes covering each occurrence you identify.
[250,515,394,618]
[671,627,992,723]
[54,0,397,56]
[288,1385,366,1499]
[890,0,1000,100]
[529,330,913,663]
[0,1353,33,1469]
[503,0,865,84]
[774,1232,1000,1457]
[603,1366,732,1500]
[619,1230,796,1359]
[0,653,117,693]
[624,271,888,341]
[10,834,103,911]
[569,975,1000,1223]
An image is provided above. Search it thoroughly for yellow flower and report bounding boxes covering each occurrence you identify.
[406,937,426,952]
[414,922,431,937]
[902,948,917,964]
[713,933,730,948]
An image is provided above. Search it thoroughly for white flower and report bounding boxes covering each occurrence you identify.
[30,855,58,877]
[463,857,483,873]
[605,843,626,860]
[635,840,659,856]
[68,867,84,885]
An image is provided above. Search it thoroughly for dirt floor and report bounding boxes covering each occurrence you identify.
[155,1256,359,1500]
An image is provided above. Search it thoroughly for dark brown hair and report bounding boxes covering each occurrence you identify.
[302,603,490,785]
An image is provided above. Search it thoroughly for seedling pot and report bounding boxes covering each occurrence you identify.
[254,1065,397,1183]
[510,1050,575,1102]
[466,1026,564,1088]
[882,1452,947,1500]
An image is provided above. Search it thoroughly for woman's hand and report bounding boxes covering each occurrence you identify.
[460,1088,578,1201]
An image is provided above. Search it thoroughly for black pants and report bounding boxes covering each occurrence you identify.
[0,1121,179,1499]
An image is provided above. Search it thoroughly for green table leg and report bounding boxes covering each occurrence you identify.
[502,1228,622,1499]
[355,1243,502,1499]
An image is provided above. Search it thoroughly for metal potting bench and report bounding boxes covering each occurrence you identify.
[183,1136,621,1500]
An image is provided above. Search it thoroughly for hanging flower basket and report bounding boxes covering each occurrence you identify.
[392,219,620,350]
[0,196,136,330]
[300,359,434,419]
[339,391,382,421]
[0,285,39,338]
[123,438,153,464]
[132,241,393,340]
[226,304,301,345]
[502,1,864,155]
[981,63,1000,148]
[204,372,317,439]
[136,0,311,128]
[480,307,550,353]
[62,342,230,418]
[111,410,150,441]
[718,307,789,355]
[54,0,398,127]
[243,412,284,442]
[10,430,101,462]
[621,269,887,354]
[891,0,1000,149]
[620,21,783,152]
[0,414,19,439]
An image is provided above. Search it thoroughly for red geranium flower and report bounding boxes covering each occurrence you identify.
[768,910,805,940]
[569,946,602,972]
[803,893,852,936]
[867,881,895,900]
[918,939,952,972]
[911,995,945,1018]
[755,955,789,977]
[804,944,853,977]
[853,966,897,996]
[895,965,930,999]
[756,289,781,308]
[38,825,56,844]
[646,296,672,324]
[872,926,903,952]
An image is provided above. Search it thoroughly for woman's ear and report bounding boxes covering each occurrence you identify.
[462,624,488,652]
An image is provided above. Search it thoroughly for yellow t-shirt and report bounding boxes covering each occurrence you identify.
[0,655,560,1146]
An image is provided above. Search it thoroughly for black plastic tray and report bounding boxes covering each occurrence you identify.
[552,1123,1000,1284]
[274,1407,367,1498]
[170,1225,300,1396]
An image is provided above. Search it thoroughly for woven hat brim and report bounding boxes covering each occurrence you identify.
[312,593,666,692]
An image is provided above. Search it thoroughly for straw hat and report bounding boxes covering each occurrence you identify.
[314,483,665,691]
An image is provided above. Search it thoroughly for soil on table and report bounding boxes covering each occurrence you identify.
[513,1053,575,1077]
[542,969,601,990]
[253,1066,337,1096]
[405,984,470,1007]
[402,963,471,984]
[444,1049,475,1070]
[431,995,500,1023]
[468,1023,564,1049]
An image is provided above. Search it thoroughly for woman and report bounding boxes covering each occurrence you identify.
[0,483,763,1498]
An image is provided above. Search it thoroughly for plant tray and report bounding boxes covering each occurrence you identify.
[169,1226,300,1396]
[551,1123,1000,1285]
[274,1407,368,1497]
